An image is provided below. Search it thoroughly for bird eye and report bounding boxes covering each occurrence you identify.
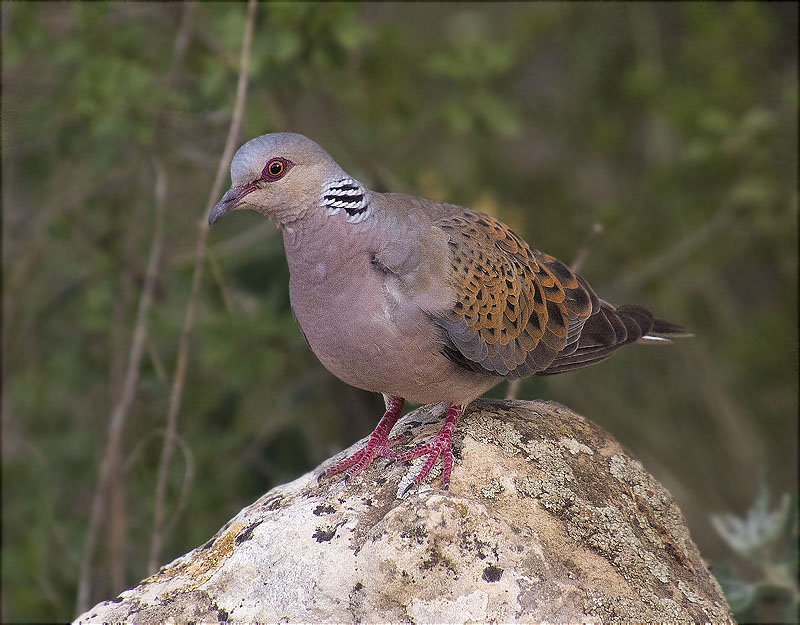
[261,157,292,182]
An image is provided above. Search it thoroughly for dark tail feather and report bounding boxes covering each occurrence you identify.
[537,301,691,375]
[649,316,693,338]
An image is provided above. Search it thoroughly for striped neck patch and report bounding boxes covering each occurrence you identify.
[321,177,370,223]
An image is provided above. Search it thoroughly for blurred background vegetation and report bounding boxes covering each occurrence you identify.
[2,3,797,622]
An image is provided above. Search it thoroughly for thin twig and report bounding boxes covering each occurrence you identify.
[76,5,195,613]
[164,436,197,538]
[174,220,277,265]
[241,368,329,466]
[122,430,164,475]
[75,157,169,615]
[570,222,604,274]
[207,252,238,316]
[121,430,196,548]
[611,201,738,293]
[107,162,148,596]
[145,326,169,385]
[148,0,257,575]
[505,378,522,400]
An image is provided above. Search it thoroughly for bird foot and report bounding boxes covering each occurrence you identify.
[324,396,405,480]
[326,433,407,479]
[396,404,466,495]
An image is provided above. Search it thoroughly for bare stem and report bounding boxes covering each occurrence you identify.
[75,157,168,615]
[76,5,196,614]
[148,0,257,576]
[207,252,238,316]
[611,201,737,293]
[570,222,604,274]
[505,378,522,400]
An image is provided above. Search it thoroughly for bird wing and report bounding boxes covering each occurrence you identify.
[433,210,598,378]
[538,302,655,374]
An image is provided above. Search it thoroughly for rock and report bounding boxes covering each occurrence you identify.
[75,399,734,624]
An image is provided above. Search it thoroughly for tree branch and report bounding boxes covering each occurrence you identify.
[148,0,257,575]
[76,4,196,613]
[610,201,738,294]
[570,222,604,274]
[76,156,169,615]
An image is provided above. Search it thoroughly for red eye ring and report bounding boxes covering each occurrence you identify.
[261,157,293,182]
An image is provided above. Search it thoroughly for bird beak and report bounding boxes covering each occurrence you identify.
[209,185,254,226]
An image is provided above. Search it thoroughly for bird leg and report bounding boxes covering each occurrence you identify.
[325,396,405,479]
[397,403,466,494]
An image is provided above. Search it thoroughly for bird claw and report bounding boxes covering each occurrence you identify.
[326,438,402,480]
[325,396,406,482]
[393,404,465,496]
[396,453,444,498]
[399,444,452,484]
[327,402,465,497]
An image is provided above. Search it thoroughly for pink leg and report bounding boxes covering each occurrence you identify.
[397,404,466,494]
[326,396,405,479]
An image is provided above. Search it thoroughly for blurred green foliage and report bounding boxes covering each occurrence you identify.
[2,3,797,622]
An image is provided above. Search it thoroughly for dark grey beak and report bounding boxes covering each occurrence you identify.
[209,186,250,226]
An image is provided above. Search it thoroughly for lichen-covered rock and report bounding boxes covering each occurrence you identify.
[76,399,734,624]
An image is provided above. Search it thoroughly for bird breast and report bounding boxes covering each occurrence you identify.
[282,223,496,404]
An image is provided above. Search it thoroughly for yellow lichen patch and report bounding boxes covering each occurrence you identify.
[144,521,247,589]
[185,521,247,585]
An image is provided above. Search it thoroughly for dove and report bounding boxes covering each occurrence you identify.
[209,132,687,493]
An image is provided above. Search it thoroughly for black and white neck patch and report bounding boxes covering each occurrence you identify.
[321,177,370,223]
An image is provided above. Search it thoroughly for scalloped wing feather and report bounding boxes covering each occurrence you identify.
[434,210,595,378]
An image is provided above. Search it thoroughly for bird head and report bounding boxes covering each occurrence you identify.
[209,133,346,227]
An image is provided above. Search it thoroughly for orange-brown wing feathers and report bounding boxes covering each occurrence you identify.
[435,210,594,378]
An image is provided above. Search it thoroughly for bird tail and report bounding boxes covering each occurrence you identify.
[637,316,693,344]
